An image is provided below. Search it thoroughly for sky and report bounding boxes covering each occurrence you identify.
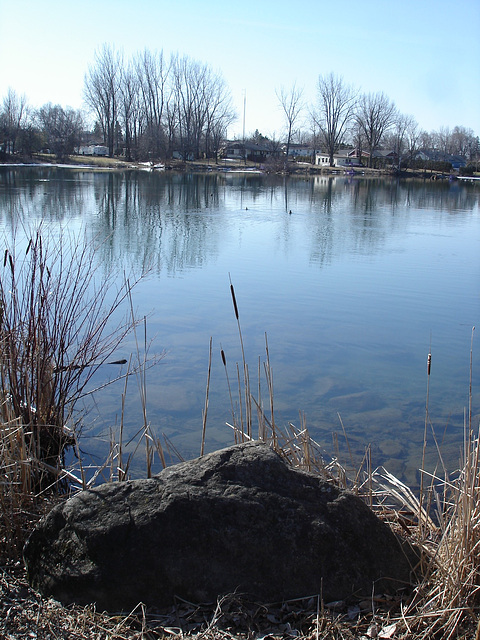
[1,0,479,140]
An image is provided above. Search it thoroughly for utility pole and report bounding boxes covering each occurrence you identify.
[242,89,246,166]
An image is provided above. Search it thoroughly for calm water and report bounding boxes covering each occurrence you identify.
[0,166,479,485]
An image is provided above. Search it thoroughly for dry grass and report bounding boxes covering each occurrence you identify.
[33,153,132,169]
[0,563,427,640]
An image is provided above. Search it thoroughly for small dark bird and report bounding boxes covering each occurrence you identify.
[289,209,292,214]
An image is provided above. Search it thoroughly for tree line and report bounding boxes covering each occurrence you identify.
[0,46,478,167]
[0,45,236,162]
[277,74,478,169]
[83,46,236,161]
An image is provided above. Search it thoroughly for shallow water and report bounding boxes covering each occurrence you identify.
[0,167,479,485]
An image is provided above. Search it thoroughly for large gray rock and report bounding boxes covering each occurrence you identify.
[24,441,418,611]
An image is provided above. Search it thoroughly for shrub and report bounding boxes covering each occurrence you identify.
[0,227,144,553]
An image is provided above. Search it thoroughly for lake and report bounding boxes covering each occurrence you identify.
[0,166,479,486]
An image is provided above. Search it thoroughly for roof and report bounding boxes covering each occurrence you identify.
[316,149,369,158]
[224,141,270,153]
[415,149,467,164]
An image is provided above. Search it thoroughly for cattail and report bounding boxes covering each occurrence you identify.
[230,283,239,320]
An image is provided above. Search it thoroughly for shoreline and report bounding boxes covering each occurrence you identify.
[1,153,468,179]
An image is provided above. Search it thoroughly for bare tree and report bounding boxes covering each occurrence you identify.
[384,113,417,170]
[16,121,43,157]
[450,125,475,158]
[1,88,28,154]
[164,91,178,159]
[171,55,200,160]
[170,55,235,161]
[84,44,123,156]
[308,119,322,164]
[314,73,357,166]
[119,60,141,161]
[203,71,236,161]
[265,133,282,156]
[276,83,304,162]
[470,136,480,168]
[349,119,367,164]
[36,104,84,159]
[404,117,420,165]
[419,129,434,150]
[356,92,396,167]
[433,125,452,158]
[190,61,210,158]
[135,49,170,159]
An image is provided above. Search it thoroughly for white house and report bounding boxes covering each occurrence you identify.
[315,149,367,167]
[77,145,109,157]
[283,143,313,159]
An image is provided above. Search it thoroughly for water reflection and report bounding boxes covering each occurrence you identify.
[0,167,478,484]
[1,169,477,270]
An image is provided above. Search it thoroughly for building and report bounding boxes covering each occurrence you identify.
[414,149,466,170]
[77,144,109,157]
[282,143,314,159]
[315,149,368,167]
[223,141,271,162]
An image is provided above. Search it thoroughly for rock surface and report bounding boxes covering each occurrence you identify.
[24,441,418,611]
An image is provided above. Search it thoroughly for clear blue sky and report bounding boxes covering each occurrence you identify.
[1,0,479,139]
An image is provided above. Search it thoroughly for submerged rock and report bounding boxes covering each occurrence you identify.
[24,441,418,611]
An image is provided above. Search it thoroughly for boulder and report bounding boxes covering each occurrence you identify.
[24,441,418,611]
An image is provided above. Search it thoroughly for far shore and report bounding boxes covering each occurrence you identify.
[1,153,478,180]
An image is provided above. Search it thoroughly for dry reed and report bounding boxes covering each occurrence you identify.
[0,226,153,553]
